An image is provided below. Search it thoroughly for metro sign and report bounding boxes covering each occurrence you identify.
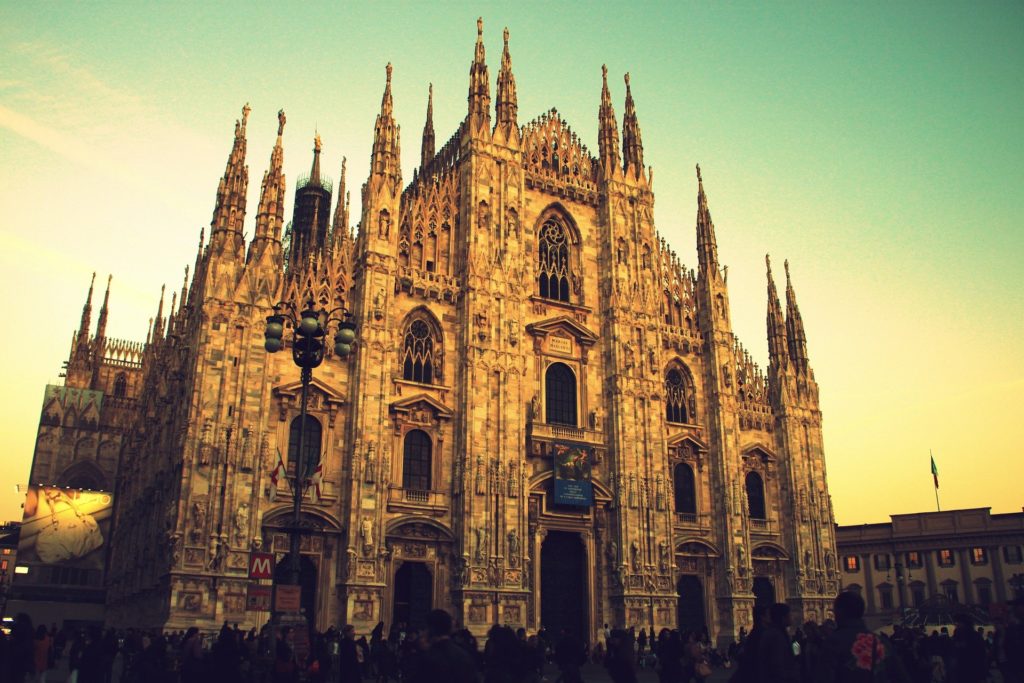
[249,552,274,580]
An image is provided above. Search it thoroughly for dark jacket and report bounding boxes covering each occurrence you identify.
[407,637,478,683]
[756,624,800,683]
[815,618,910,683]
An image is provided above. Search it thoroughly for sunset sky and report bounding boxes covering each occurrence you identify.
[1,2,1021,525]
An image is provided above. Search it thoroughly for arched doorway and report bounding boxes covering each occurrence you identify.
[752,577,775,608]
[393,562,433,629]
[274,555,318,624]
[541,531,586,637]
[677,575,706,633]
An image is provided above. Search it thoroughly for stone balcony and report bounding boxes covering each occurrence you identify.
[526,419,605,453]
[386,485,448,516]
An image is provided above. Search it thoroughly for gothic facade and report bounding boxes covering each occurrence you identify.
[39,21,839,642]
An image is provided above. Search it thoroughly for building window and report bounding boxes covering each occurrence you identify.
[941,580,959,603]
[288,415,322,478]
[975,579,993,607]
[673,462,696,515]
[970,547,988,565]
[844,555,861,573]
[1004,545,1023,564]
[545,362,577,426]
[537,217,573,302]
[402,430,432,492]
[937,549,955,567]
[910,581,926,607]
[113,373,127,398]
[401,315,441,384]
[906,551,923,569]
[874,554,891,571]
[879,584,894,610]
[664,369,689,424]
[745,471,766,520]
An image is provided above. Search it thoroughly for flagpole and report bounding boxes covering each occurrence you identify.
[931,449,940,512]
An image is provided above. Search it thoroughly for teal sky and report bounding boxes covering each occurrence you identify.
[1,1,1021,525]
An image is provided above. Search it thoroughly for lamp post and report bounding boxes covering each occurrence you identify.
[264,299,356,598]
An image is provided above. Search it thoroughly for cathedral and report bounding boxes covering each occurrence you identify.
[29,20,840,643]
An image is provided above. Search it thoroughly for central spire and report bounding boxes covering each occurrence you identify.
[696,164,720,277]
[421,84,435,169]
[467,17,491,133]
[766,255,788,369]
[495,26,518,131]
[784,260,810,372]
[370,63,401,181]
[210,103,251,237]
[252,109,287,250]
[598,65,621,173]
[622,72,645,175]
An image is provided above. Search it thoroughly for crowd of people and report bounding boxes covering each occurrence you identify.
[0,593,1021,682]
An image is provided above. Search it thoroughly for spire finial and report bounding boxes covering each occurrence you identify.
[621,71,644,173]
[495,26,518,130]
[598,65,620,171]
[784,259,791,281]
[477,16,483,35]
[242,103,251,124]
[503,26,509,45]
[386,62,393,84]
[765,253,772,273]
[277,109,286,136]
[422,84,436,167]
[602,64,608,84]
[314,133,322,153]
[625,72,631,88]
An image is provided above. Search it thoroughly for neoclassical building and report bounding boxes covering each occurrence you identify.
[35,20,840,643]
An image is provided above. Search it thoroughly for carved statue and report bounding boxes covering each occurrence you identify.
[207,537,226,572]
[507,461,519,498]
[364,443,376,484]
[474,527,487,563]
[378,210,391,239]
[623,341,636,370]
[722,364,732,388]
[628,473,637,508]
[529,394,539,421]
[507,319,519,346]
[658,540,670,572]
[640,477,649,509]
[232,503,248,546]
[655,474,665,511]
[507,529,520,567]
[687,393,696,419]
[737,544,747,569]
[475,455,486,495]
[360,517,374,557]
[190,501,206,543]
[477,201,490,231]
[606,541,617,566]
[630,541,641,572]
[804,549,812,570]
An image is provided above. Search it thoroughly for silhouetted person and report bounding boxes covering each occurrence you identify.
[407,609,477,683]
[554,629,586,683]
[950,613,986,683]
[605,629,637,683]
[757,603,799,683]
[337,624,360,683]
[816,591,910,683]
[732,604,769,683]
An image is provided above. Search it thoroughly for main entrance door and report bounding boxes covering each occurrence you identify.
[676,575,706,633]
[540,531,586,638]
[393,562,433,629]
[274,555,318,624]
[752,577,775,608]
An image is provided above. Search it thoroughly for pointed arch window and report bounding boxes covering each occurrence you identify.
[545,362,577,426]
[288,415,322,479]
[746,471,766,520]
[673,462,697,515]
[665,369,688,424]
[402,429,432,492]
[401,315,441,385]
[113,373,127,399]
[538,217,572,303]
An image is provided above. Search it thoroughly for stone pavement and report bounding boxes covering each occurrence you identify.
[551,662,733,682]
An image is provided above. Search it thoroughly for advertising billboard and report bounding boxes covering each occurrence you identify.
[552,442,593,507]
[17,486,113,571]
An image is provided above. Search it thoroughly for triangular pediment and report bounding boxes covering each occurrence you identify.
[273,377,346,405]
[389,393,453,420]
[667,432,708,452]
[525,315,598,346]
[741,441,777,461]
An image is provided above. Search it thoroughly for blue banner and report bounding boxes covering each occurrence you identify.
[552,442,593,507]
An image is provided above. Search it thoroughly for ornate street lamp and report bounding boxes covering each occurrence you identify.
[264,299,356,598]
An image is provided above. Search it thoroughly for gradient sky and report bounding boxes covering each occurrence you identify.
[1,1,1021,525]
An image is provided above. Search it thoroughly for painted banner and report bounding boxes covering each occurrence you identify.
[17,486,113,571]
[552,442,593,507]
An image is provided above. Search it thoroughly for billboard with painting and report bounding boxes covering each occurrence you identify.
[16,486,113,572]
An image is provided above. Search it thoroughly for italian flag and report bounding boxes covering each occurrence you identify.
[269,448,286,501]
[931,454,939,489]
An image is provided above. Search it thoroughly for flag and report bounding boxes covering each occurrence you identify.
[930,454,939,489]
[269,448,286,502]
[307,458,325,504]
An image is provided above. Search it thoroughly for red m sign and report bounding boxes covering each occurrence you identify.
[249,552,274,580]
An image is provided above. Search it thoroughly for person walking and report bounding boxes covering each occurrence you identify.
[406,609,477,683]
[815,591,911,682]
[32,625,52,683]
[605,629,638,683]
[338,625,361,683]
[756,603,800,683]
